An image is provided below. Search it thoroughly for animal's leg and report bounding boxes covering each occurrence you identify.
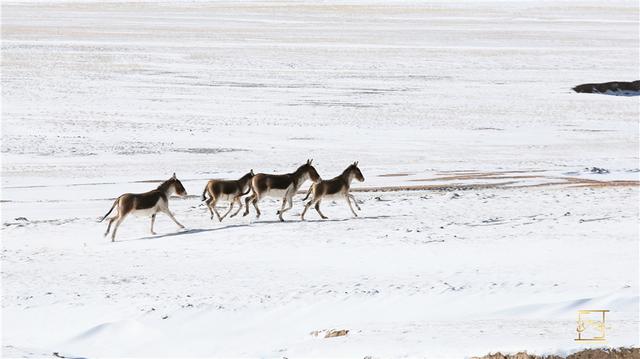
[243,194,256,217]
[209,198,223,222]
[276,192,290,216]
[346,195,358,217]
[213,207,223,222]
[283,195,294,213]
[104,217,116,237]
[220,201,234,221]
[206,199,215,220]
[301,200,313,220]
[163,209,185,229]
[111,215,126,242]
[150,213,157,235]
[315,200,328,219]
[278,194,294,222]
[251,195,261,218]
[348,194,361,210]
[276,196,287,215]
[230,197,243,218]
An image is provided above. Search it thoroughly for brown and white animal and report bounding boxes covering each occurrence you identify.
[243,159,321,221]
[301,162,364,220]
[99,173,188,242]
[201,170,255,222]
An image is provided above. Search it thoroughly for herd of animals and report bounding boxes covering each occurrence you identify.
[100,160,365,241]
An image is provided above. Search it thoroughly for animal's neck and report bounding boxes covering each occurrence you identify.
[341,169,354,185]
[158,182,175,196]
[239,176,251,190]
[292,169,308,187]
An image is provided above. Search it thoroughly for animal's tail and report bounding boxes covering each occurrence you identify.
[241,186,252,196]
[99,197,119,222]
[244,180,258,197]
[201,186,209,201]
[302,185,313,201]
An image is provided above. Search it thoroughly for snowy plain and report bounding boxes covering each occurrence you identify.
[1,0,639,357]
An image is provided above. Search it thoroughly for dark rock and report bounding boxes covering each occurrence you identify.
[573,81,640,96]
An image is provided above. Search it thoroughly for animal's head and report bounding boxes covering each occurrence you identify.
[350,161,364,182]
[301,159,321,183]
[169,173,188,196]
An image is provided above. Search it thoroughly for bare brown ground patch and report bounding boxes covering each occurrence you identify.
[506,181,570,189]
[346,179,639,193]
[562,177,640,187]
[377,173,413,177]
[435,170,547,175]
[349,181,519,193]
[375,170,639,191]
[410,174,543,182]
[473,347,639,359]
[572,180,640,188]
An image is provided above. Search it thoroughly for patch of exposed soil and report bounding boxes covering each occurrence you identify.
[172,147,247,154]
[473,347,639,359]
[410,174,541,182]
[378,173,413,177]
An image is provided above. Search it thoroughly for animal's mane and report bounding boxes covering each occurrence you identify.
[341,164,356,177]
[157,178,174,192]
[292,164,309,176]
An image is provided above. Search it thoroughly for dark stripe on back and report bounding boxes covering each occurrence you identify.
[215,181,240,195]
[324,178,345,194]
[128,190,166,210]
[260,175,293,191]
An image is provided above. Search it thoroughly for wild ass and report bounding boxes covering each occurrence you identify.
[243,159,321,221]
[100,173,187,242]
[201,170,255,222]
[301,162,364,220]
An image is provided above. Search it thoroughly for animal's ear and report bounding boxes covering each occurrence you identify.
[355,161,359,166]
[172,172,176,179]
[309,159,313,164]
[250,169,254,175]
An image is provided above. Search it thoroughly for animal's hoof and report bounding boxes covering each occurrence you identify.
[279,217,284,222]
[151,232,157,235]
[322,216,328,220]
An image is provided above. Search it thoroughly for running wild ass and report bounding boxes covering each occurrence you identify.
[243,159,321,221]
[100,173,187,242]
[301,162,364,220]
[201,170,255,222]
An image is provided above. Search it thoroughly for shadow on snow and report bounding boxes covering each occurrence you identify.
[122,215,398,242]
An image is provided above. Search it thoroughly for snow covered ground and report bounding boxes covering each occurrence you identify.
[1,0,639,357]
